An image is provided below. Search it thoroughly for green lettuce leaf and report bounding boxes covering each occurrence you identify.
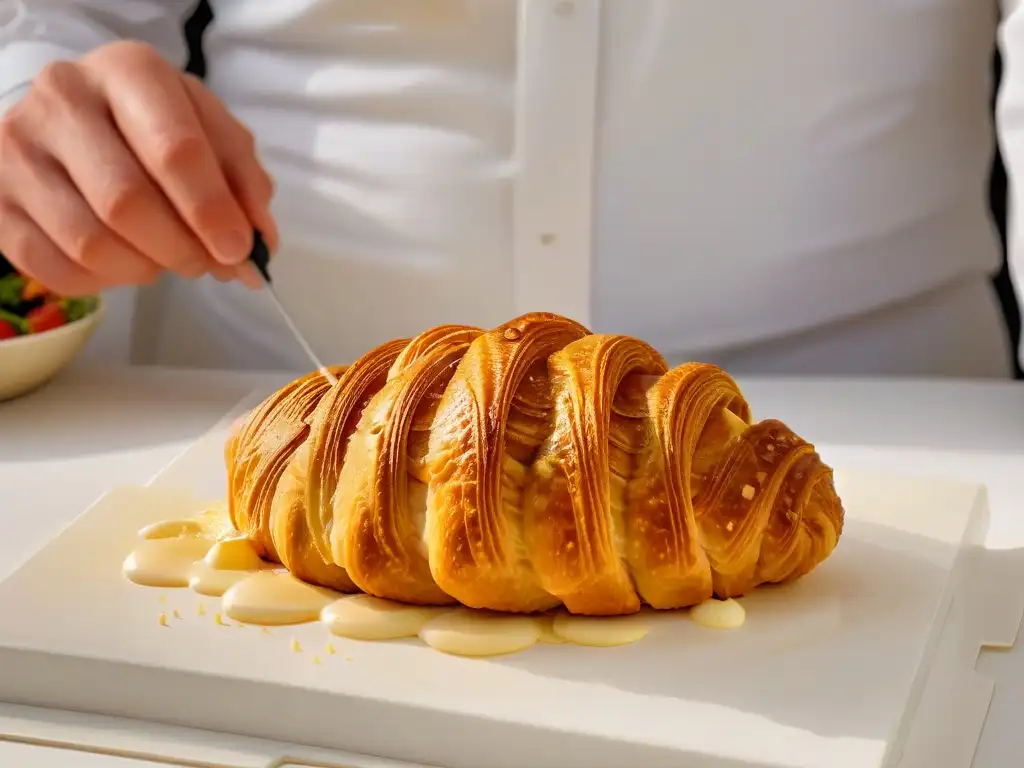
[62,296,99,323]
[0,274,24,308]
[0,308,28,334]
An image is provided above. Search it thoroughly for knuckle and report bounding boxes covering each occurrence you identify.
[35,60,79,93]
[93,176,148,229]
[0,124,29,167]
[66,224,111,270]
[29,61,93,127]
[94,40,163,70]
[34,60,86,106]
[149,132,204,174]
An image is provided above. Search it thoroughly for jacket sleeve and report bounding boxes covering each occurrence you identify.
[998,0,1024,371]
[0,0,200,114]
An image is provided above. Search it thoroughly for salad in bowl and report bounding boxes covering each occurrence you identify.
[0,254,99,340]
[0,253,105,401]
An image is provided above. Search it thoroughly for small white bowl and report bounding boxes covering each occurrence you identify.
[0,297,106,402]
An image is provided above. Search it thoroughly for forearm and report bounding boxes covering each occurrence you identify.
[0,1,198,113]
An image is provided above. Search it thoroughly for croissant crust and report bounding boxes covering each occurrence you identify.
[225,313,844,615]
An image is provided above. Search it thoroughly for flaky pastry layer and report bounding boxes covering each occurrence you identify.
[225,313,844,615]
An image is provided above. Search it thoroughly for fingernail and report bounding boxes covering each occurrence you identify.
[213,230,251,265]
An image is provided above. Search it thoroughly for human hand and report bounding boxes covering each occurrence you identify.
[0,41,278,295]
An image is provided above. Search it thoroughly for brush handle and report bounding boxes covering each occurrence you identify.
[248,230,272,283]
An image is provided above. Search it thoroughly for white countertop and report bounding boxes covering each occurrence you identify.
[2,365,1023,767]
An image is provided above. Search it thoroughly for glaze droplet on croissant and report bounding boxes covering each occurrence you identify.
[225,313,844,616]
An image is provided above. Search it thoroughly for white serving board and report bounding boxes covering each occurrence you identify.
[0,392,1011,768]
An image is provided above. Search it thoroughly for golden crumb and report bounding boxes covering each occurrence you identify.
[312,655,321,665]
[291,638,303,653]
[172,609,182,619]
[158,612,168,627]
[214,613,227,626]
[741,484,755,500]
[197,603,207,616]
[262,627,272,635]
[325,643,337,655]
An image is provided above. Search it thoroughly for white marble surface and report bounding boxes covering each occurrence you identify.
[1,364,1023,767]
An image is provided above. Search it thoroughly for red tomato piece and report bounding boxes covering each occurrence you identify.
[26,303,66,334]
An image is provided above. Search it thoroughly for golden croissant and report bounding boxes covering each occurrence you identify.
[225,313,844,616]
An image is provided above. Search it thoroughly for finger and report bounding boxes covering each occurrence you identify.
[0,201,104,296]
[84,51,253,266]
[209,263,238,282]
[234,261,265,290]
[32,64,211,279]
[6,142,161,287]
[209,263,262,290]
[182,75,280,252]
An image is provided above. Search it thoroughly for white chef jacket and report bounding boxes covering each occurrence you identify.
[0,0,1020,377]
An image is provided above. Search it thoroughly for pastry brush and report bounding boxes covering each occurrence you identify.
[248,230,338,385]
